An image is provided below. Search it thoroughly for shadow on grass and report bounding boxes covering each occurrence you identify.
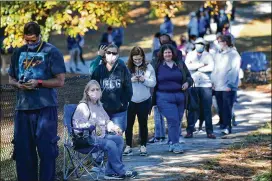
[181,131,271,181]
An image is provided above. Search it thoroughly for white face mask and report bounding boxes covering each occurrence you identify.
[105,54,118,65]
[134,62,142,67]
[132,55,143,67]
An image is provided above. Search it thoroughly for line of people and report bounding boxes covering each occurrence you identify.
[8,21,241,181]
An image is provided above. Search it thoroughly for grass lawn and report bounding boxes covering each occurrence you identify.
[181,123,272,181]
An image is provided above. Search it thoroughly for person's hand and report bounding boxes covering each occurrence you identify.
[16,82,28,90]
[226,87,231,92]
[23,79,38,90]
[138,75,145,82]
[182,82,189,90]
[114,126,122,136]
[98,45,107,56]
[131,76,139,83]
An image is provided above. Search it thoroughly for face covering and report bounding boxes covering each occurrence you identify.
[133,62,142,67]
[27,37,41,50]
[88,92,101,102]
[105,54,118,65]
[195,44,205,53]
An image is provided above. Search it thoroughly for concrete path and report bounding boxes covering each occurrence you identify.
[70,89,271,181]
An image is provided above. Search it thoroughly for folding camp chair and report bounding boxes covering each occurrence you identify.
[241,52,269,83]
[63,104,106,181]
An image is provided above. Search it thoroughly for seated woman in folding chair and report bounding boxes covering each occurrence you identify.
[72,80,138,180]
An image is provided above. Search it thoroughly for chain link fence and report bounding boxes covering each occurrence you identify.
[0,75,92,181]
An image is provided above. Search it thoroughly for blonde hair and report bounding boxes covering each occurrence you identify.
[80,80,102,106]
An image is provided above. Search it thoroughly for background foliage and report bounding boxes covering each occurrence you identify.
[0,1,183,49]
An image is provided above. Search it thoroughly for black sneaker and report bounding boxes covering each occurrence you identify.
[125,170,138,178]
[104,174,125,180]
[148,137,160,143]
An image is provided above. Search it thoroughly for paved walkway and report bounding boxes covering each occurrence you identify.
[71,89,271,181]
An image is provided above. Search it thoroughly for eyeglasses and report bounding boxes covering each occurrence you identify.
[106,51,118,55]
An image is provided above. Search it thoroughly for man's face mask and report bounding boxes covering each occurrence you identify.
[24,35,41,50]
[195,44,205,53]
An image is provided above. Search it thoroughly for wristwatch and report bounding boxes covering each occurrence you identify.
[38,80,43,87]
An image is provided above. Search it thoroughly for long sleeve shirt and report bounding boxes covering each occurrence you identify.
[185,50,214,87]
[211,47,241,91]
[131,64,156,103]
[72,102,115,138]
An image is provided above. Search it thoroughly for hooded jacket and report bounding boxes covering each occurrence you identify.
[91,59,133,114]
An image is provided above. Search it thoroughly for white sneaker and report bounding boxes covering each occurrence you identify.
[139,145,147,156]
[123,145,133,156]
[222,129,229,135]
[179,136,185,144]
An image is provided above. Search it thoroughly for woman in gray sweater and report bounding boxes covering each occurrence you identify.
[123,47,156,156]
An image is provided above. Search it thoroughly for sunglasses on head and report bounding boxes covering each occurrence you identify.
[106,51,118,55]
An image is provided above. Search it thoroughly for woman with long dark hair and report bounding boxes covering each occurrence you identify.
[123,47,156,156]
[152,44,193,154]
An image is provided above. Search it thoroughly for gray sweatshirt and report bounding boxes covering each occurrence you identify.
[131,64,156,103]
[211,47,241,91]
[185,50,214,87]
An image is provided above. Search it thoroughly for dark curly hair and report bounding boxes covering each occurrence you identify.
[127,46,147,73]
[157,44,178,66]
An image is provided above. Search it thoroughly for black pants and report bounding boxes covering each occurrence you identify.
[214,91,236,132]
[125,98,151,147]
[186,87,213,134]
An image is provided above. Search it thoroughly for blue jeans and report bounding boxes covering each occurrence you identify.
[187,87,214,134]
[156,92,185,144]
[153,106,166,139]
[96,135,126,176]
[214,91,236,132]
[13,107,59,181]
[108,111,127,132]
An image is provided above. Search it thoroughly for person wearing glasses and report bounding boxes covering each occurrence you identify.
[211,35,241,135]
[91,44,132,133]
[8,22,66,181]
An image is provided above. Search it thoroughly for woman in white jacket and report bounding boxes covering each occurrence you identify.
[123,47,156,156]
[211,35,241,135]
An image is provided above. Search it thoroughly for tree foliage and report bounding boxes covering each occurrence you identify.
[150,1,183,18]
[204,1,226,15]
[1,1,183,49]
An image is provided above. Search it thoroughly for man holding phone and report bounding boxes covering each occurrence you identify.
[8,22,66,181]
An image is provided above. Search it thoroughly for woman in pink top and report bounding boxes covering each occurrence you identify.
[72,80,137,180]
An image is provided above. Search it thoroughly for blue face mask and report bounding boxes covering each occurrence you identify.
[195,44,205,53]
[27,39,41,50]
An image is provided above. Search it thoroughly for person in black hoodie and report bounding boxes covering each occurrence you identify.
[91,44,132,133]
